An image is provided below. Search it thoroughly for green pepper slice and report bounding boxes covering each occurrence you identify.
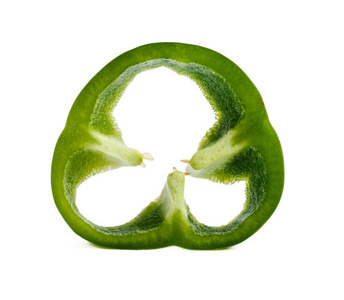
[51,43,284,250]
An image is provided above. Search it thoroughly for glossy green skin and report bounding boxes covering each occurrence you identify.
[51,43,284,250]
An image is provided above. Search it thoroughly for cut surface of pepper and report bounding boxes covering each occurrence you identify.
[51,43,284,250]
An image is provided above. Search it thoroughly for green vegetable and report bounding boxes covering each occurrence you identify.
[51,43,284,250]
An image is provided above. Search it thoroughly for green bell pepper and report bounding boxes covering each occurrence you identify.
[51,42,284,250]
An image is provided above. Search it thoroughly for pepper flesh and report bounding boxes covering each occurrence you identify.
[51,43,284,250]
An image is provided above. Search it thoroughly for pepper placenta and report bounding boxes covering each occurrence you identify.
[51,43,284,250]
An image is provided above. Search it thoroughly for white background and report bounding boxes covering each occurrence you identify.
[1,1,343,299]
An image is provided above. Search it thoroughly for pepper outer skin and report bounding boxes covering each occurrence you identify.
[51,43,284,250]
